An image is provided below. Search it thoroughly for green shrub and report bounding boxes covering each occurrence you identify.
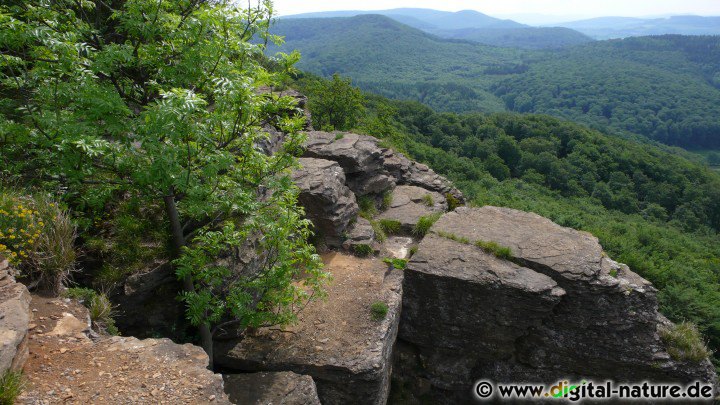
[378,219,402,235]
[660,322,712,363]
[370,301,389,321]
[609,269,618,278]
[63,288,119,335]
[475,240,513,260]
[383,257,408,270]
[413,213,442,237]
[0,370,24,405]
[353,244,374,257]
[334,133,345,140]
[445,193,462,211]
[0,191,76,295]
[421,194,434,207]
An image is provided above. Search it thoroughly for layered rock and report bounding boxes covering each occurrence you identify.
[377,185,446,233]
[0,257,31,373]
[215,253,403,405]
[223,371,321,404]
[293,158,359,248]
[397,206,717,401]
[303,131,464,203]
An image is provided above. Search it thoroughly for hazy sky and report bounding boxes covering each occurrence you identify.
[273,0,720,20]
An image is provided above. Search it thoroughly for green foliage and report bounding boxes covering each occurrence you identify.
[353,244,374,257]
[358,196,378,219]
[475,240,513,260]
[413,213,442,236]
[370,301,389,321]
[660,322,712,363]
[0,0,326,350]
[64,287,119,335]
[272,18,720,149]
[369,220,387,243]
[421,194,434,207]
[0,370,24,405]
[378,219,402,235]
[0,189,76,295]
[301,74,365,131]
[383,257,408,270]
[408,245,419,257]
[445,193,462,211]
[381,190,394,211]
[334,133,345,140]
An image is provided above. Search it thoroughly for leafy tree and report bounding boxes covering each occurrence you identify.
[302,73,365,131]
[0,0,326,364]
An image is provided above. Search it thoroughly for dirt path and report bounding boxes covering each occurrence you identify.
[17,295,229,405]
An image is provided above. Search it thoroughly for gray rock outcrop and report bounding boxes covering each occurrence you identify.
[223,371,321,405]
[303,131,464,203]
[397,206,718,401]
[377,185,446,233]
[293,158,359,247]
[0,256,31,373]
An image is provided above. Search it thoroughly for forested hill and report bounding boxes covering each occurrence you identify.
[269,16,720,149]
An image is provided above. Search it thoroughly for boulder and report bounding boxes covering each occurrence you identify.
[293,158,359,248]
[215,253,403,405]
[377,185,446,233]
[396,206,718,401]
[0,257,31,373]
[223,372,321,405]
[341,217,375,251]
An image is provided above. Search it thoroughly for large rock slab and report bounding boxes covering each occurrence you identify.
[293,158,359,247]
[223,371,320,405]
[215,253,402,405]
[377,186,446,233]
[0,257,31,373]
[396,206,717,401]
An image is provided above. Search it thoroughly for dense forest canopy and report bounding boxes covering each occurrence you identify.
[297,74,720,368]
[270,16,720,149]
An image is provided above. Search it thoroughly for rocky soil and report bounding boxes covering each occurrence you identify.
[17,295,230,405]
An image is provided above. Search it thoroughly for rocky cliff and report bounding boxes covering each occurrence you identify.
[216,128,717,404]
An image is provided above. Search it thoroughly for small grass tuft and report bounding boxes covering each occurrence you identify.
[358,196,377,219]
[0,370,24,405]
[413,213,442,237]
[609,269,618,278]
[378,219,402,235]
[383,257,408,270]
[660,322,712,363]
[380,190,393,211]
[353,244,374,257]
[445,193,462,211]
[369,221,387,243]
[370,301,389,321]
[408,245,418,257]
[334,133,345,140]
[64,287,119,335]
[475,240,513,260]
[421,194,434,207]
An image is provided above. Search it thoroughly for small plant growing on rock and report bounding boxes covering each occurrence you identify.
[409,245,419,257]
[475,240,513,260]
[358,196,378,219]
[421,194,434,207]
[0,370,24,405]
[370,301,389,321]
[445,193,462,211]
[383,257,408,270]
[334,133,345,141]
[369,221,387,243]
[609,269,618,278]
[380,190,393,211]
[413,213,442,237]
[353,244,374,257]
[64,288,119,335]
[378,219,402,235]
[659,322,712,363]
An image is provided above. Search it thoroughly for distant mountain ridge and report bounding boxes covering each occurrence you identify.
[553,15,720,39]
[283,8,591,49]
